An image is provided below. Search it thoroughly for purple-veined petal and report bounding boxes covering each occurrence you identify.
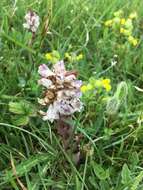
[38,64,54,77]
[53,60,66,75]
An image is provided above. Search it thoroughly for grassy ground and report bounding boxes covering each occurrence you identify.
[1,0,143,189]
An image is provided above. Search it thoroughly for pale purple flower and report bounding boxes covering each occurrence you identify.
[23,11,40,33]
[38,61,83,122]
[53,60,66,75]
[57,98,82,116]
[38,64,54,78]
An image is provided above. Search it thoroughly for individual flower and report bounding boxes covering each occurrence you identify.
[104,19,113,27]
[76,53,83,61]
[45,50,61,64]
[23,11,40,33]
[38,64,54,77]
[128,36,138,46]
[120,28,131,36]
[38,61,83,122]
[101,79,111,92]
[80,84,94,93]
[65,52,72,60]
[120,18,126,25]
[80,85,88,93]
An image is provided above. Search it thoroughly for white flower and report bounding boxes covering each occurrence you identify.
[23,11,40,33]
[53,60,66,76]
[38,78,52,88]
[38,64,54,78]
[42,103,59,122]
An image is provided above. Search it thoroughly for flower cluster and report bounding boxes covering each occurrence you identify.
[45,50,83,64]
[65,52,83,62]
[38,61,83,122]
[104,10,138,46]
[23,11,40,33]
[81,78,111,93]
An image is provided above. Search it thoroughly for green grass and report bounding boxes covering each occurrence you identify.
[1,0,143,189]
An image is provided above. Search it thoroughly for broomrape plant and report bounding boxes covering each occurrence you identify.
[23,10,40,33]
[38,61,83,122]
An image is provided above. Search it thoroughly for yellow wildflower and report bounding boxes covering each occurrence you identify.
[120,28,131,36]
[101,79,111,92]
[45,53,52,61]
[105,84,111,92]
[76,53,83,61]
[104,20,113,27]
[81,85,88,93]
[129,12,137,19]
[81,83,94,93]
[65,52,72,60]
[128,36,138,46]
[120,18,126,25]
[120,27,125,33]
[45,50,60,64]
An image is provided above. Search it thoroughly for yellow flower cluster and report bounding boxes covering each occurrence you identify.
[105,10,138,46]
[81,78,111,93]
[45,50,61,64]
[65,52,83,62]
[45,51,83,64]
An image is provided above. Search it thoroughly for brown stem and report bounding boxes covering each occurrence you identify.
[56,117,73,150]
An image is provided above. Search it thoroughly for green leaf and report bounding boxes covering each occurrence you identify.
[115,81,128,102]
[99,180,110,190]
[2,154,50,184]
[9,102,26,115]
[106,96,120,115]
[129,152,139,169]
[9,101,36,116]
[131,171,143,190]
[92,162,110,180]
[121,164,132,185]
[75,175,82,190]
[12,115,29,126]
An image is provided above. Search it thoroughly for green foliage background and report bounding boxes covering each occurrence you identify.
[0,0,143,189]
